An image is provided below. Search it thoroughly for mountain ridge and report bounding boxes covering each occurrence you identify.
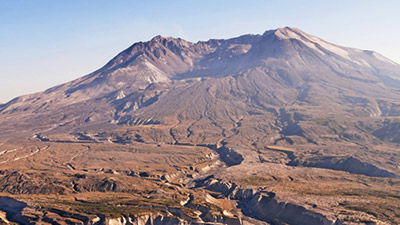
[2,27,399,105]
[1,27,400,137]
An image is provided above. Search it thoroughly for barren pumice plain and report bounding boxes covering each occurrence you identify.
[0,27,399,225]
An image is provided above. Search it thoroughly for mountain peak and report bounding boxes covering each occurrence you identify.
[150,35,174,42]
[148,35,191,46]
[260,26,357,60]
[276,26,301,32]
[267,26,309,40]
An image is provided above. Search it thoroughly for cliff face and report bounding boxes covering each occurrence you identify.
[106,214,186,225]
[200,178,339,225]
[245,194,338,225]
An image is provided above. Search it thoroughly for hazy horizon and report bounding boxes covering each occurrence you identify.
[1,0,400,103]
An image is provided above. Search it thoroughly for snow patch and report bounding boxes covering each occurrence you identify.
[300,32,352,60]
[275,29,326,56]
[111,58,170,84]
[142,60,170,83]
[354,58,371,68]
[275,28,381,67]
[116,90,126,100]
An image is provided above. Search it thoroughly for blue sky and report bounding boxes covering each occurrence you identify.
[1,0,399,102]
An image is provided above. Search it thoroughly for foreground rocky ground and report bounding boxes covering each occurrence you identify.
[0,124,398,224]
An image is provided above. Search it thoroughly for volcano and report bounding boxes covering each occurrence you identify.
[0,27,399,225]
